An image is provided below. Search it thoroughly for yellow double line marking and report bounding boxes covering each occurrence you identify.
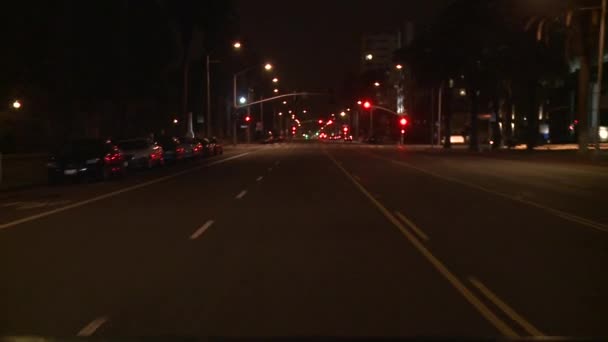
[325,150,543,338]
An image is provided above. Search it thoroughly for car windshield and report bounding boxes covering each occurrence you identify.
[4,0,608,340]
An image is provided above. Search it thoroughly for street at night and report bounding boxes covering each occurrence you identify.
[1,142,607,339]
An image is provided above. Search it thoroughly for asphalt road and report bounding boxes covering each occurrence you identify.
[1,142,606,339]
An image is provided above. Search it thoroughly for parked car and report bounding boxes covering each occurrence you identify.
[181,137,204,159]
[118,138,164,169]
[47,139,127,183]
[210,137,223,155]
[156,136,186,163]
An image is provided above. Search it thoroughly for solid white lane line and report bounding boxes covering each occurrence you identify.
[235,190,247,199]
[77,316,108,336]
[256,176,264,182]
[469,277,545,337]
[395,211,430,241]
[190,220,215,240]
[369,153,608,233]
[0,152,252,231]
[325,150,520,338]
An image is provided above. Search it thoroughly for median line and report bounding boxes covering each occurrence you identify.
[469,277,545,337]
[190,220,215,240]
[395,211,430,241]
[0,152,253,231]
[324,150,520,338]
[77,316,108,336]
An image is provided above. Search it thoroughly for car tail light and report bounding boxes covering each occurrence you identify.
[176,147,185,154]
[104,153,120,163]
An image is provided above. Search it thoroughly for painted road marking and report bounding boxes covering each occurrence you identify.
[395,211,430,241]
[369,153,608,233]
[469,277,545,337]
[256,176,264,182]
[77,316,108,336]
[190,220,215,240]
[325,150,521,338]
[0,152,252,231]
[235,190,247,199]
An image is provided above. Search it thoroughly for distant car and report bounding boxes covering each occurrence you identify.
[47,139,127,183]
[210,137,223,155]
[344,135,353,142]
[118,138,164,169]
[157,136,187,163]
[182,137,204,158]
[262,135,274,144]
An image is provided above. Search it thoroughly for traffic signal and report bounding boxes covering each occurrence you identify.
[327,120,333,125]
[343,126,349,132]
[363,101,371,109]
[399,117,407,126]
[245,115,251,122]
[318,119,323,124]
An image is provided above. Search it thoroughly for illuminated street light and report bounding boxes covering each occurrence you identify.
[373,82,381,87]
[272,77,279,83]
[239,96,247,104]
[264,63,273,71]
[291,115,295,119]
[173,118,179,124]
[233,41,242,49]
[365,53,373,61]
[459,89,467,97]
[346,108,351,111]
[282,101,287,104]
[278,112,283,116]
[288,110,292,114]
[303,110,307,114]
[357,101,362,105]
[12,100,21,109]
[395,64,403,70]
[340,111,346,117]
[273,88,279,93]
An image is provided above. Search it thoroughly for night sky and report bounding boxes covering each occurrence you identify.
[237,0,451,93]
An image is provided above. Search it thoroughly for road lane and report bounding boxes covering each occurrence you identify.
[0,146,278,336]
[0,147,259,226]
[328,144,608,336]
[103,143,497,337]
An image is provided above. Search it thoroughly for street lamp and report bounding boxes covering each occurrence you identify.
[233,41,242,49]
[459,89,467,97]
[273,88,279,93]
[12,100,21,109]
[395,64,403,70]
[278,112,283,116]
[239,96,247,104]
[272,77,279,83]
[303,110,307,114]
[282,100,287,105]
[340,111,346,117]
[264,63,273,71]
[374,82,381,87]
[173,118,179,124]
[365,53,373,61]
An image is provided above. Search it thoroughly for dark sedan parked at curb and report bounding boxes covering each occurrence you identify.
[47,139,127,184]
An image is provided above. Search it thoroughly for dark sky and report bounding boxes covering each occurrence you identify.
[236,0,451,94]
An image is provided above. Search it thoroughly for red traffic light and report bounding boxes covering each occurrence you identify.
[245,115,251,122]
[343,127,349,132]
[318,119,323,124]
[401,129,405,134]
[399,118,407,126]
[363,101,371,109]
[327,120,333,125]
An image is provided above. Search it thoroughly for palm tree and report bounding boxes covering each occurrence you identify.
[526,3,601,151]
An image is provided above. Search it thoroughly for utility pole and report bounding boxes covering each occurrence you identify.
[205,54,211,137]
[438,84,443,146]
[592,0,606,150]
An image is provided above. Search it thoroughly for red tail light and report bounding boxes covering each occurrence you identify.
[176,147,185,154]
[104,153,120,163]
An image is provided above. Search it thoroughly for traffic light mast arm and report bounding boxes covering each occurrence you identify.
[370,104,400,116]
[236,92,328,108]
